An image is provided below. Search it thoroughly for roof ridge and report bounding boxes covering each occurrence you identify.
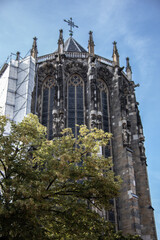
[64,37,87,53]
[65,37,71,52]
[72,38,81,52]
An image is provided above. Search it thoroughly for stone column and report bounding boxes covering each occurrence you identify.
[53,57,65,137]
[87,55,99,128]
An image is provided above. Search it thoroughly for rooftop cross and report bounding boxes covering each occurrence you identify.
[64,17,78,37]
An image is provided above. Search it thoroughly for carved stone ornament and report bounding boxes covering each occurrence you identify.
[90,110,97,128]
[52,109,64,137]
[139,141,145,156]
[59,111,65,131]
[138,125,145,142]
[52,109,59,137]
[97,111,102,129]
[139,141,147,165]
[90,65,96,75]
[122,119,131,146]
[97,66,112,88]
[65,60,87,81]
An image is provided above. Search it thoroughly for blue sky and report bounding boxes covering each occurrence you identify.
[0,0,160,238]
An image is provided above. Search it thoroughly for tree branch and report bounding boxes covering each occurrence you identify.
[46,176,57,191]
[0,170,5,178]
[87,198,102,211]
[0,158,7,176]
[0,181,4,191]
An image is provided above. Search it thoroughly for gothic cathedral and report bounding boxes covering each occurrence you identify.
[0,26,157,239]
[30,29,157,240]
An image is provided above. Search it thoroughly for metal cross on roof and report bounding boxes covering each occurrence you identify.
[64,17,78,37]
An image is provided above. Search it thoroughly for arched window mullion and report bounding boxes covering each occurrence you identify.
[48,85,55,139]
[42,86,49,128]
[68,75,84,137]
[47,87,50,137]
[97,79,115,225]
[97,79,110,157]
[102,90,109,133]
[41,77,56,139]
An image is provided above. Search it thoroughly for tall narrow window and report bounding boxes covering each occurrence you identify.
[102,90,109,132]
[97,79,115,226]
[97,79,110,157]
[97,79,109,131]
[42,77,56,139]
[68,75,84,137]
[42,88,49,127]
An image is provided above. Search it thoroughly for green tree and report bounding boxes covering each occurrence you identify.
[0,114,141,240]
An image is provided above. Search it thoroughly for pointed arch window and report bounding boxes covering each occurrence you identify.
[67,75,84,137]
[42,77,56,139]
[97,79,110,157]
[97,79,109,132]
[97,79,115,225]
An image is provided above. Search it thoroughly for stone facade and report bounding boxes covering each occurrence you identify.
[31,30,156,239]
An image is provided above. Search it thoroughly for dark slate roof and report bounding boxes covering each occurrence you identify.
[64,37,87,53]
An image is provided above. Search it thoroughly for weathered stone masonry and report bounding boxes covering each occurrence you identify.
[30,30,157,240]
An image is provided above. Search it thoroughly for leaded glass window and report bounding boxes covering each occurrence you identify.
[97,80,116,225]
[68,75,84,137]
[97,79,110,157]
[97,80,109,131]
[42,77,56,139]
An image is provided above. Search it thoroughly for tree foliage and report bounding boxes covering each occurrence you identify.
[0,114,141,239]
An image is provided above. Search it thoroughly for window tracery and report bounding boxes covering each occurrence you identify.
[68,75,84,137]
[97,79,109,133]
[42,77,57,139]
[97,79,110,157]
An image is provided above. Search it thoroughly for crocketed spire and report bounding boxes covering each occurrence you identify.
[31,37,38,59]
[88,31,95,55]
[112,41,119,66]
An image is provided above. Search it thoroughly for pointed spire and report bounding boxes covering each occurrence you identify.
[126,57,132,80]
[58,29,64,54]
[31,37,38,59]
[112,41,119,66]
[88,31,95,55]
[16,51,20,61]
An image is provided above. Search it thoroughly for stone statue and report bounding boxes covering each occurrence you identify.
[122,119,131,146]
[52,110,58,136]
[90,111,97,128]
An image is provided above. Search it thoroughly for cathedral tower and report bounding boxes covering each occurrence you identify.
[0,28,157,240]
[31,30,157,240]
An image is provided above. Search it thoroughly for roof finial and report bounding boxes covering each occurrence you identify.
[112,41,119,66]
[126,57,132,80]
[64,17,78,37]
[31,37,38,59]
[88,31,95,55]
[58,29,64,54]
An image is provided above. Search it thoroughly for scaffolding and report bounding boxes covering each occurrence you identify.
[0,51,36,123]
